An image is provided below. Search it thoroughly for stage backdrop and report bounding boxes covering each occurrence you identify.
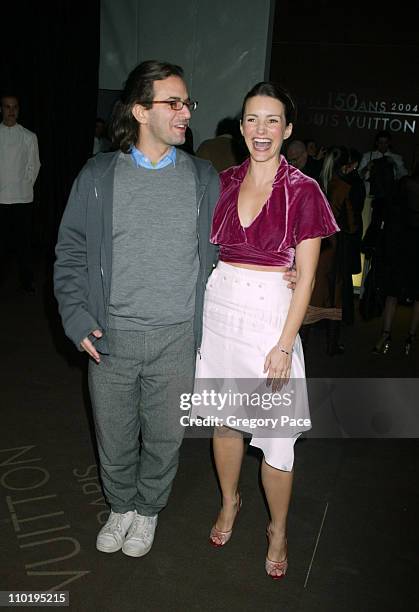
[98,0,275,147]
[270,1,419,170]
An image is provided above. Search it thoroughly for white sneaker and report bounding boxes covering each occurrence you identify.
[122,512,158,557]
[96,510,135,553]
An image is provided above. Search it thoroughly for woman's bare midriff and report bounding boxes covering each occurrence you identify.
[227,262,289,273]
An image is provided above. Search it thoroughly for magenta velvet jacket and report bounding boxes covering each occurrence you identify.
[210,156,340,267]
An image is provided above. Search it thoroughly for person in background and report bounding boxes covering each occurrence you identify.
[287,139,323,346]
[358,130,408,189]
[93,117,111,155]
[372,162,419,355]
[196,116,243,172]
[286,139,322,182]
[359,131,407,253]
[304,138,326,161]
[343,147,366,322]
[0,94,40,293]
[347,147,366,241]
[304,146,357,353]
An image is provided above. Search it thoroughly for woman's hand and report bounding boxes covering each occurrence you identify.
[264,344,292,392]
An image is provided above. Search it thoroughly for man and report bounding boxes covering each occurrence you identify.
[0,94,40,292]
[54,61,220,557]
[358,130,408,194]
[359,130,408,263]
[196,117,242,172]
[304,139,326,162]
[286,139,322,182]
[92,117,111,155]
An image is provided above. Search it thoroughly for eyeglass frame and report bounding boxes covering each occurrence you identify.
[151,99,198,112]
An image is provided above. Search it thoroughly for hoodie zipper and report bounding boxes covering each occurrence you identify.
[196,188,204,262]
[95,183,108,312]
[195,182,206,359]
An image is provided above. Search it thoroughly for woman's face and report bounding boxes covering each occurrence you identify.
[241,95,293,164]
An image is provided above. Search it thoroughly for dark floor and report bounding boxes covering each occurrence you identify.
[1,252,418,612]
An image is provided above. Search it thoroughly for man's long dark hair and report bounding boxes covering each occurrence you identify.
[109,60,184,153]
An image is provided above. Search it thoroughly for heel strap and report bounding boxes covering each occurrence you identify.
[265,556,288,578]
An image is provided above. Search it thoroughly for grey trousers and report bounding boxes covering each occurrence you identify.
[88,320,195,516]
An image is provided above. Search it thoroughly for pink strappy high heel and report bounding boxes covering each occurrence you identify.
[265,525,288,580]
[209,493,242,547]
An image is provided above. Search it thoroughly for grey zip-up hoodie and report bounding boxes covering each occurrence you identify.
[54,150,220,354]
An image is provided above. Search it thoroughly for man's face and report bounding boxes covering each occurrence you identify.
[287,144,307,170]
[135,75,191,149]
[1,96,19,127]
[376,137,390,154]
[95,121,105,139]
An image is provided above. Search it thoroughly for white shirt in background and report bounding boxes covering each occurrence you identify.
[359,149,408,180]
[0,122,41,204]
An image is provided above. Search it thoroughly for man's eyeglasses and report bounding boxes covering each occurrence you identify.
[152,99,198,112]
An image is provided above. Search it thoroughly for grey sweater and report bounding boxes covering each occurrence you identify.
[53,150,220,353]
[109,153,199,329]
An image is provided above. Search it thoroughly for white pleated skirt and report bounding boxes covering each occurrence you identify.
[192,261,311,471]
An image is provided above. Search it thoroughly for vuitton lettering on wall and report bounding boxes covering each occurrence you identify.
[302,91,418,134]
[0,446,90,592]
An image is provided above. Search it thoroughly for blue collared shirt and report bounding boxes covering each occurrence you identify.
[130,145,177,170]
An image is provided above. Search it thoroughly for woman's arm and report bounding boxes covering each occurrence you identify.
[278,237,321,350]
[264,237,321,382]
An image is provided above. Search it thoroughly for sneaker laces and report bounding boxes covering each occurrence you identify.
[129,514,155,541]
[101,512,123,535]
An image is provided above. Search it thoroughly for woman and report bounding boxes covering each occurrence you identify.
[192,82,339,579]
[304,146,360,353]
[372,162,419,355]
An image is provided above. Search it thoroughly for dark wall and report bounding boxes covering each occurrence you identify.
[270,1,419,169]
[97,90,121,125]
[0,2,100,253]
